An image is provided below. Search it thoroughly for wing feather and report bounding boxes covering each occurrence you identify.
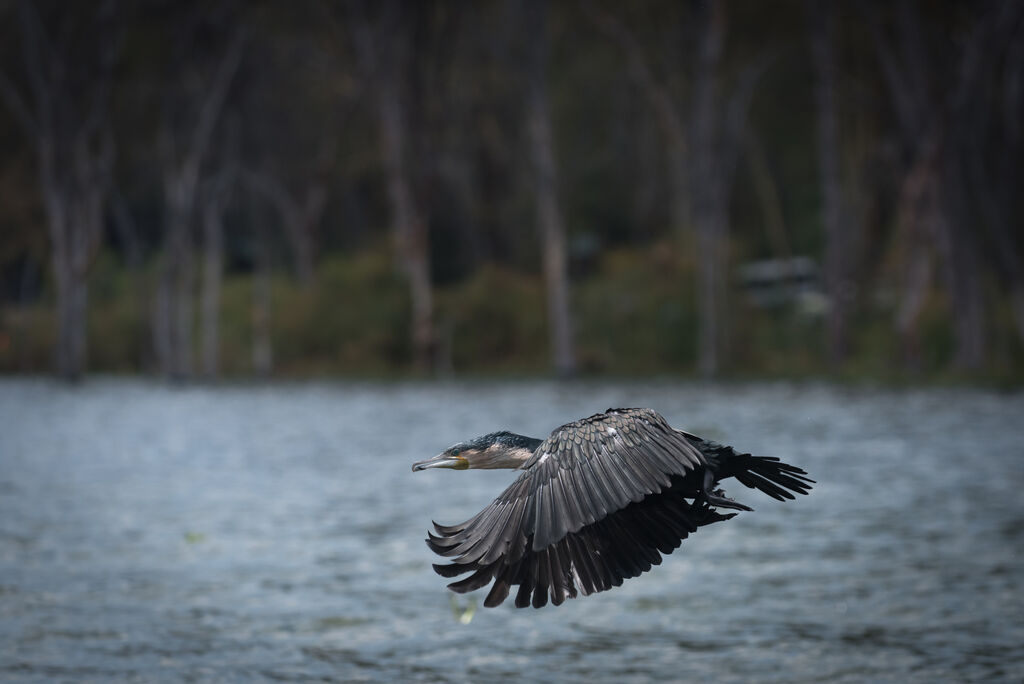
[532,550,550,608]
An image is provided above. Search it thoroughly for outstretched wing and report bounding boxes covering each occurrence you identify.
[426,408,714,608]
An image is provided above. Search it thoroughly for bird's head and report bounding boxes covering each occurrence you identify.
[412,431,541,472]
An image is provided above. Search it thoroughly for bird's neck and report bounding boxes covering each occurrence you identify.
[477,435,543,469]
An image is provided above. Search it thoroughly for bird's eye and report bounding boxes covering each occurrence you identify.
[452,448,461,456]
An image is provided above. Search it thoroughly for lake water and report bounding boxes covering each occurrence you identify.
[1,378,1022,682]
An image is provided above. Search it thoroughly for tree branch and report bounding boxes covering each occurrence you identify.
[581,1,686,151]
[17,0,57,133]
[185,29,245,179]
[721,56,770,188]
[862,4,919,136]
[0,69,37,136]
[240,167,296,220]
[1005,21,1024,143]
[79,2,121,144]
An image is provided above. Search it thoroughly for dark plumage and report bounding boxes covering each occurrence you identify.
[411,408,813,609]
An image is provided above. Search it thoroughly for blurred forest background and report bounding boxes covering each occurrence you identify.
[1,0,1023,383]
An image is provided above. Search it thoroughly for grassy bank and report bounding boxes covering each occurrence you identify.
[2,245,1022,384]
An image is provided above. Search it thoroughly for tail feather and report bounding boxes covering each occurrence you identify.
[734,455,814,499]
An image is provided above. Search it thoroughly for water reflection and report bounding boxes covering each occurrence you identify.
[0,379,1022,681]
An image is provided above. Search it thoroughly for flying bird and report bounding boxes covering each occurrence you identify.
[411,407,813,609]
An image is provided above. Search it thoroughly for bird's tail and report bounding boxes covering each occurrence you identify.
[732,454,814,501]
[683,433,814,501]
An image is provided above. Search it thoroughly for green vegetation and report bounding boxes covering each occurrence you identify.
[4,243,1021,383]
[1,2,1021,384]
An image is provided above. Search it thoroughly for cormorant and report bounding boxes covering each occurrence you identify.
[411,407,813,609]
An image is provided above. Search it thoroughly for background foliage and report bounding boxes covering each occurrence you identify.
[1,0,1022,382]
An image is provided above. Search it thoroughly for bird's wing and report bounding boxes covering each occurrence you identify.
[520,407,705,549]
[427,408,712,608]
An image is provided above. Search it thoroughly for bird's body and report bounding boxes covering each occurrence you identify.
[411,408,813,609]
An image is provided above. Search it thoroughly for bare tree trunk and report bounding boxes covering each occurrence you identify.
[526,0,575,377]
[1011,289,1024,347]
[353,3,436,372]
[66,273,88,378]
[288,192,322,287]
[61,176,107,379]
[666,141,690,243]
[200,196,224,379]
[965,36,1024,347]
[152,264,173,377]
[690,1,726,378]
[244,169,326,286]
[153,30,244,380]
[939,3,1024,370]
[868,0,1016,371]
[155,190,191,382]
[590,1,760,376]
[745,130,791,261]
[936,156,986,370]
[809,0,852,366]
[895,250,932,369]
[869,6,938,370]
[694,209,725,378]
[892,135,939,368]
[171,206,195,379]
[690,2,765,378]
[45,197,74,377]
[50,231,89,380]
[379,84,435,372]
[251,211,273,377]
[156,184,197,380]
[1001,23,1024,346]
[0,1,117,381]
[111,193,148,370]
[14,258,41,371]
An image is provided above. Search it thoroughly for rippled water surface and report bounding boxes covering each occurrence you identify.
[1,378,1023,682]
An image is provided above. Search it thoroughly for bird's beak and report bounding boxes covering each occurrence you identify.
[412,453,469,472]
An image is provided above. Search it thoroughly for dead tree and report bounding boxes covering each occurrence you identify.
[869,1,1020,370]
[351,0,436,372]
[198,164,234,380]
[242,165,328,287]
[809,0,854,366]
[153,24,244,380]
[248,192,274,377]
[960,7,1024,349]
[525,0,575,376]
[110,191,148,370]
[589,1,762,377]
[689,1,764,377]
[0,1,119,381]
[583,2,690,241]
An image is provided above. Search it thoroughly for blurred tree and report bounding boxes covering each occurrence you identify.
[584,1,689,243]
[153,9,243,379]
[243,166,328,288]
[688,1,764,377]
[109,190,147,369]
[525,0,575,376]
[249,190,273,376]
[351,0,436,372]
[0,0,119,380]
[589,0,763,377]
[958,5,1024,350]
[808,0,854,366]
[1,0,1022,381]
[198,140,235,380]
[235,5,344,288]
[869,0,1022,370]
